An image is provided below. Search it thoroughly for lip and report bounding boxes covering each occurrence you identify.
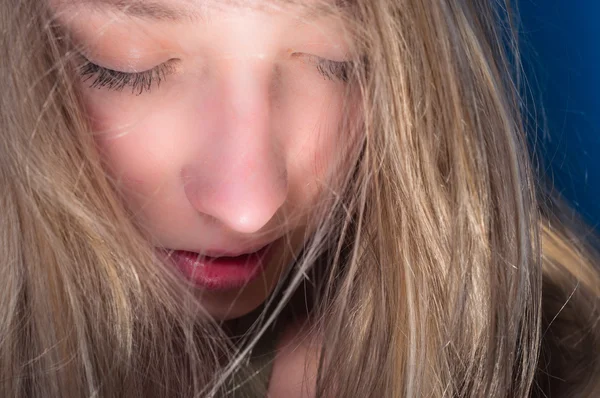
[159,241,276,291]
[196,245,273,258]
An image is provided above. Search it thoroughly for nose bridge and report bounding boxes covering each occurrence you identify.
[223,56,271,135]
[184,57,288,234]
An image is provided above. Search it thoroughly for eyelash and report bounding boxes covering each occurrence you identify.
[77,56,352,95]
[78,61,175,95]
[313,57,352,83]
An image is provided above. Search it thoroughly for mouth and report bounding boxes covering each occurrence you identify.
[158,242,276,291]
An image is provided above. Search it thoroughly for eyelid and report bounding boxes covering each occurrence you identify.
[296,53,353,82]
[75,51,352,94]
[75,51,177,74]
[75,54,177,94]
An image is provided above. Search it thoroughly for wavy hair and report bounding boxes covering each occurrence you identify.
[1,0,599,397]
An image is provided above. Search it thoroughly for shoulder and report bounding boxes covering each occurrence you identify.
[268,318,321,398]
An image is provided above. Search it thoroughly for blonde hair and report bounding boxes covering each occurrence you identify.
[1,0,599,397]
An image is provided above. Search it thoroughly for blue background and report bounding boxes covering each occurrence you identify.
[519,0,600,228]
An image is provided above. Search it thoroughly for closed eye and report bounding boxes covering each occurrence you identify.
[77,57,177,95]
[76,54,353,95]
[297,54,353,83]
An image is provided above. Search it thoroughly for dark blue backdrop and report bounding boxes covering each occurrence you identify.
[519,0,600,228]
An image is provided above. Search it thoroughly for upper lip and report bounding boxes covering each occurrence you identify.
[163,240,277,258]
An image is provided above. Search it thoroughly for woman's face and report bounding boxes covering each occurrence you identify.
[52,0,358,319]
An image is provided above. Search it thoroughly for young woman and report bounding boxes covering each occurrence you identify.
[1,0,599,397]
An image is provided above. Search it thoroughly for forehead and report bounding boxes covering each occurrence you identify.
[53,0,344,23]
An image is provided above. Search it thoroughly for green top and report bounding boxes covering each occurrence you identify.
[222,327,278,398]
[223,274,311,397]
[221,308,280,398]
[246,326,278,395]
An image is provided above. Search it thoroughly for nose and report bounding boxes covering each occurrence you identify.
[182,59,288,234]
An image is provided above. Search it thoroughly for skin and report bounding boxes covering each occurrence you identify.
[49,1,360,394]
[52,0,356,333]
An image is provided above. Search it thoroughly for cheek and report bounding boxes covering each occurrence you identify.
[83,94,181,201]
[283,91,359,210]
[82,77,360,229]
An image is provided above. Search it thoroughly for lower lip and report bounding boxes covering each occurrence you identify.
[162,245,272,291]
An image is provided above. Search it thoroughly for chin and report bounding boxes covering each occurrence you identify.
[202,293,268,321]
